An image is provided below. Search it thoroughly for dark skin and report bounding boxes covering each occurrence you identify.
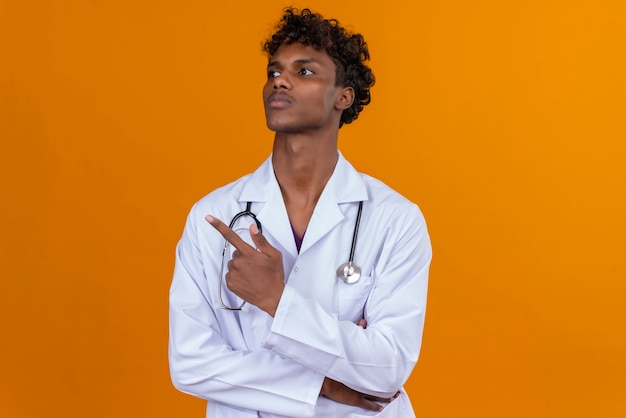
[206,43,398,412]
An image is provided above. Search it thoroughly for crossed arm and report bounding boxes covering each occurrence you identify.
[205,215,396,412]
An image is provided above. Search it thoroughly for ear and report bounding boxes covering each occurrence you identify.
[335,87,355,110]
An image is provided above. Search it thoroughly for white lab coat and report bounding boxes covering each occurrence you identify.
[169,152,431,417]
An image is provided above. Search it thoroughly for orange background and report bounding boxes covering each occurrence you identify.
[1,1,625,417]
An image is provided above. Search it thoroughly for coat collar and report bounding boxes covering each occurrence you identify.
[237,151,368,256]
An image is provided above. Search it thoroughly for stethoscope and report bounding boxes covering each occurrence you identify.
[218,201,364,310]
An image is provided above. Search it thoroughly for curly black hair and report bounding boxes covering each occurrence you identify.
[263,8,375,127]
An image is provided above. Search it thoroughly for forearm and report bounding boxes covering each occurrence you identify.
[169,339,323,416]
[262,263,429,398]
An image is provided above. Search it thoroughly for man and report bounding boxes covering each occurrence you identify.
[169,8,431,417]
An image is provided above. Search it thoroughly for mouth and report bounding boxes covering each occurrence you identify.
[266,93,293,109]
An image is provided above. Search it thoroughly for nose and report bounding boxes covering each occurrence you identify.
[273,73,291,90]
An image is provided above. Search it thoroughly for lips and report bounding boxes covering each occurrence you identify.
[266,93,293,109]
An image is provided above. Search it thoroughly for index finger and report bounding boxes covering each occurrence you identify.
[206,215,254,253]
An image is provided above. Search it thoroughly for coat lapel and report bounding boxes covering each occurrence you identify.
[236,152,369,257]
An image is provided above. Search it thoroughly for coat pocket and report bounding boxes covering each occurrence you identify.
[337,274,374,322]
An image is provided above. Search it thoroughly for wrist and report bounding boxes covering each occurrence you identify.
[261,284,284,317]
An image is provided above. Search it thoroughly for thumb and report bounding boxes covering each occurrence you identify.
[249,223,275,255]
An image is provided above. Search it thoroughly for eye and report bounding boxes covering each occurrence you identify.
[299,68,314,76]
[268,70,281,78]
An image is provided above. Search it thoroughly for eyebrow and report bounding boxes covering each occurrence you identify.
[267,58,320,67]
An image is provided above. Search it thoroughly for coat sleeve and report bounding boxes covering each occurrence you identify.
[168,205,324,417]
[262,204,432,399]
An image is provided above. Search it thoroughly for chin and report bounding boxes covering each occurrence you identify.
[266,119,298,133]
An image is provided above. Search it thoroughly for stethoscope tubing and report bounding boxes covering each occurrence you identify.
[228,202,262,233]
[219,202,262,311]
[348,201,363,264]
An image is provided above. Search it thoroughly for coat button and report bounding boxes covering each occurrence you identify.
[294,266,299,272]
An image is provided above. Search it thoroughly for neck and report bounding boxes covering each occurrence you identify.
[271,132,338,207]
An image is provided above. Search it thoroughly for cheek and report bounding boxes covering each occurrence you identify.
[301,86,334,110]
[322,85,341,106]
[323,93,340,111]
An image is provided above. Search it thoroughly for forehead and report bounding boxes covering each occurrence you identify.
[268,43,336,68]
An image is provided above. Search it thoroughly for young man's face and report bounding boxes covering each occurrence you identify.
[263,43,351,134]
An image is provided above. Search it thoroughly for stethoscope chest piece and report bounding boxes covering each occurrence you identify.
[336,261,361,284]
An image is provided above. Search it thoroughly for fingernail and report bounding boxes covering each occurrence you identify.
[206,215,214,223]
[250,224,259,235]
